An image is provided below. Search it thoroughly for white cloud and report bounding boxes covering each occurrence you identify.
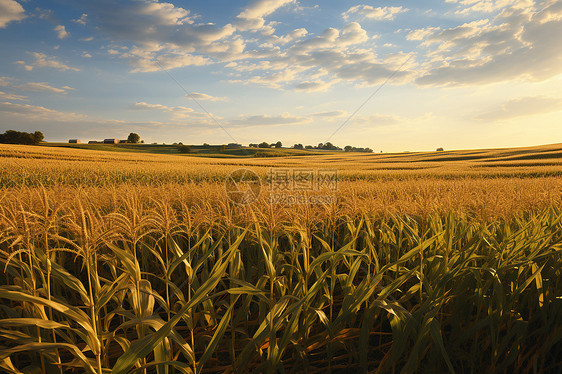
[0,77,73,94]
[272,28,308,44]
[0,0,25,28]
[475,95,562,121]
[342,5,408,21]
[454,0,535,15]
[229,113,311,127]
[188,92,228,101]
[0,101,86,122]
[416,2,562,86]
[122,50,211,73]
[15,52,80,71]
[54,25,69,39]
[235,0,295,31]
[78,0,239,71]
[82,52,92,58]
[73,13,87,25]
[406,26,441,41]
[13,82,72,94]
[0,91,27,101]
[131,101,210,121]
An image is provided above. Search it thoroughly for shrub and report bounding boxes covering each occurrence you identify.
[177,144,192,153]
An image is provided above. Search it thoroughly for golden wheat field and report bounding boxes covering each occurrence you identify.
[1,143,562,373]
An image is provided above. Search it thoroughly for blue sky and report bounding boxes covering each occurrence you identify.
[0,0,561,151]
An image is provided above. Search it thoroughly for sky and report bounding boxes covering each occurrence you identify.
[0,0,561,151]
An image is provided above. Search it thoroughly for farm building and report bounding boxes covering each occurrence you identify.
[104,139,119,144]
[119,140,128,144]
[88,141,101,144]
[68,139,81,144]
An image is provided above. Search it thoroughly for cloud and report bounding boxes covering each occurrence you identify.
[131,101,211,121]
[121,49,212,72]
[0,101,86,122]
[353,113,402,126]
[187,92,228,101]
[311,110,347,117]
[133,102,169,110]
[228,21,415,90]
[235,0,295,31]
[289,23,369,52]
[54,25,69,39]
[15,52,80,71]
[475,95,562,121]
[81,52,92,58]
[0,77,12,86]
[73,13,87,25]
[229,113,311,127]
[76,0,240,71]
[415,2,562,86]
[454,0,534,15]
[295,80,335,92]
[342,5,408,21]
[0,91,27,101]
[406,26,441,41]
[0,77,73,94]
[13,82,72,94]
[272,28,308,44]
[0,0,25,28]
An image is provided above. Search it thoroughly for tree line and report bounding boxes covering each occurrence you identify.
[0,130,44,145]
[249,141,373,153]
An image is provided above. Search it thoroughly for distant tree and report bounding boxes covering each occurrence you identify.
[249,143,258,148]
[219,144,226,152]
[177,144,192,153]
[258,142,270,148]
[275,141,282,148]
[305,145,313,149]
[127,132,141,143]
[0,130,44,145]
[33,131,44,143]
[436,147,444,151]
[203,143,210,147]
[293,143,304,149]
[344,145,353,152]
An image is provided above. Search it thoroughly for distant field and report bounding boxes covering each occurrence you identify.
[43,142,327,158]
[1,142,562,373]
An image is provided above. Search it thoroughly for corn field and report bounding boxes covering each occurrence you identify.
[1,191,561,373]
[1,145,562,373]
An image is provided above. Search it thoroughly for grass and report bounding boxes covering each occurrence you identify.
[0,143,561,373]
